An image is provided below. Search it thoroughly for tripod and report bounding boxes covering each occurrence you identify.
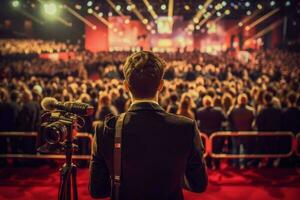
[58,138,78,200]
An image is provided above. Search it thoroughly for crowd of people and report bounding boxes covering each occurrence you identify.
[0,39,79,55]
[1,42,300,169]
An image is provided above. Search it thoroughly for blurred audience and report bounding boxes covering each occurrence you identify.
[1,42,300,168]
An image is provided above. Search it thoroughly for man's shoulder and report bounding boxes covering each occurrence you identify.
[163,111,195,126]
[196,107,207,115]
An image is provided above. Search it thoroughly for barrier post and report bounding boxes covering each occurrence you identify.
[209,132,295,159]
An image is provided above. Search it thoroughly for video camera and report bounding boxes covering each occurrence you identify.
[38,97,94,154]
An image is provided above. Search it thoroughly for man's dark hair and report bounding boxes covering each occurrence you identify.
[10,90,19,102]
[264,92,273,104]
[123,51,165,98]
[170,93,178,103]
[287,92,297,105]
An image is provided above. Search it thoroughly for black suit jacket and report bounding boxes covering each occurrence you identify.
[256,104,282,131]
[228,105,255,131]
[196,106,226,135]
[89,102,208,200]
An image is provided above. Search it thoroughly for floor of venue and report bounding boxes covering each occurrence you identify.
[0,163,299,200]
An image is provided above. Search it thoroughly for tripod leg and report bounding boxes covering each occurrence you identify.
[71,164,79,200]
[58,167,67,200]
[59,164,73,200]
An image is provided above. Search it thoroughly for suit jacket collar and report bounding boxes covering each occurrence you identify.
[128,102,165,112]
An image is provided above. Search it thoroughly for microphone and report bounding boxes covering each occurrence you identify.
[41,97,94,116]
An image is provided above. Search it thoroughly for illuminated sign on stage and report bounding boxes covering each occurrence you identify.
[156,17,174,34]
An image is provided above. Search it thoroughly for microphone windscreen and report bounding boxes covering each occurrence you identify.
[41,97,58,111]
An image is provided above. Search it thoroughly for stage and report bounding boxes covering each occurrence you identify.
[0,165,299,200]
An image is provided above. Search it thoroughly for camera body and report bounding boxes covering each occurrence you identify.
[41,111,78,145]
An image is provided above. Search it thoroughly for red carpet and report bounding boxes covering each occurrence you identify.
[0,165,299,200]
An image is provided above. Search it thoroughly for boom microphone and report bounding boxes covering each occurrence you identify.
[41,97,94,116]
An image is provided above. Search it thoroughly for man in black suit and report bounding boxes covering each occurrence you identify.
[282,92,300,167]
[228,93,255,169]
[16,89,41,165]
[256,92,282,167]
[89,51,208,200]
[196,95,226,169]
[282,92,300,135]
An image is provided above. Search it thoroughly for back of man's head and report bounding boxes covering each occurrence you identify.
[264,92,273,105]
[123,51,165,99]
[203,95,213,107]
[237,93,248,106]
[287,92,297,106]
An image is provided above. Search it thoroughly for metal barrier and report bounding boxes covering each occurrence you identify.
[209,132,295,158]
[1,131,298,159]
[0,132,93,160]
[200,133,208,157]
[296,133,300,157]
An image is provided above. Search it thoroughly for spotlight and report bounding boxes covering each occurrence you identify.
[285,1,291,7]
[44,2,58,16]
[142,18,148,24]
[222,1,227,7]
[116,5,121,11]
[238,22,243,27]
[161,4,166,10]
[198,4,203,9]
[12,0,20,8]
[257,4,263,10]
[225,9,231,15]
[215,4,223,10]
[98,12,103,17]
[247,10,252,15]
[245,2,250,7]
[87,8,93,14]
[75,4,82,10]
[87,1,93,7]
[108,12,113,17]
[216,11,222,17]
[94,6,100,11]
[126,5,131,11]
[184,5,190,10]
[270,1,276,7]
[193,18,199,23]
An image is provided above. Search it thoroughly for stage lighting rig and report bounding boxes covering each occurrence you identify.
[11,0,20,8]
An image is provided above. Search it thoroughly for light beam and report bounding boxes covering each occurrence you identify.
[142,0,158,20]
[106,0,124,16]
[246,8,280,31]
[64,5,96,30]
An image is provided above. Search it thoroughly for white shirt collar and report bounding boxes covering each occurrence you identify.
[131,99,159,105]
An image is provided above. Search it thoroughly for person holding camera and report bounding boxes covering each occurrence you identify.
[89,51,208,200]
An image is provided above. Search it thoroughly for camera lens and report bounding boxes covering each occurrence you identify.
[44,121,67,144]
